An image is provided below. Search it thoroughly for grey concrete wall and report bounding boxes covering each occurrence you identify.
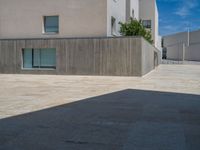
[0,37,159,76]
[141,38,161,75]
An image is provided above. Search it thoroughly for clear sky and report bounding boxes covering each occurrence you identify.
[157,0,200,36]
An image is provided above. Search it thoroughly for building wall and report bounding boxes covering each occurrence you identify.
[163,30,200,61]
[185,44,200,61]
[0,37,160,76]
[131,0,139,20]
[126,0,139,21]
[0,0,107,39]
[154,3,160,50]
[189,30,200,44]
[163,32,187,47]
[139,0,160,50]
[141,38,161,75]
[0,0,158,41]
[165,44,184,61]
[107,0,126,36]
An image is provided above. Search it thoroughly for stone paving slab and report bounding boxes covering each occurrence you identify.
[0,65,200,150]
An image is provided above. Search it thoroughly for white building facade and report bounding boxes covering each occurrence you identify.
[163,30,200,61]
[0,0,160,48]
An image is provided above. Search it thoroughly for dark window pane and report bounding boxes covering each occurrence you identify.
[33,49,40,67]
[23,48,32,68]
[22,48,56,69]
[40,48,56,67]
[142,20,151,29]
[44,16,59,33]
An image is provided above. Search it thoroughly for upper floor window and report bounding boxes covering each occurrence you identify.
[44,16,59,33]
[142,20,151,29]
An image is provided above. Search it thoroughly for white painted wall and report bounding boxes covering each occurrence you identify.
[0,0,158,41]
[125,0,139,21]
[185,44,200,61]
[163,30,200,61]
[130,0,139,20]
[139,0,160,50]
[154,3,160,50]
[163,32,187,47]
[157,35,162,51]
[0,0,107,39]
[107,0,126,36]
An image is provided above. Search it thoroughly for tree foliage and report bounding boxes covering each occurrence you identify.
[119,18,153,44]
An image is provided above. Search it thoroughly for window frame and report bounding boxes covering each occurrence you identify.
[43,15,59,34]
[22,48,56,70]
[142,20,152,29]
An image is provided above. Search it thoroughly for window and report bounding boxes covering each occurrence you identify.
[142,20,151,29]
[44,16,59,33]
[22,48,56,69]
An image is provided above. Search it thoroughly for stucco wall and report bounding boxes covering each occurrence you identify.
[131,0,139,20]
[190,30,200,44]
[163,32,187,47]
[126,0,139,21]
[139,0,160,50]
[185,44,200,61]
[154,2,159,50]
[163,30,200,61]
[139,0,155,44]
[166,44,184,61]
[0,0,107,39]
[107,0,126,36]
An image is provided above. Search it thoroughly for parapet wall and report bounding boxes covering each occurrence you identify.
[0,37,160,76]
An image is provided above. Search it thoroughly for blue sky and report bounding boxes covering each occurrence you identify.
[157,0,200,36]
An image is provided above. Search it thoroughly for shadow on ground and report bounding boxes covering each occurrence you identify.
[0,89,200,150]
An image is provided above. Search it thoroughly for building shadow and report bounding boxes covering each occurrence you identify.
[0,89,200,150]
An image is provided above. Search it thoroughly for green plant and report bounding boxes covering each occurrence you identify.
[119,18,153,44]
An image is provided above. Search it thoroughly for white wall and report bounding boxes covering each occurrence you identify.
[139,0,160,50]
[166,44,184,61]
[185,44,200,61]
[154,3,160,50]
[163,30,200,61]
[0,0,159,41]
[125,0,139,21]
[157,35,162,51]
[130,0,139,20]
[163,32,187,47]
[107,0,126,36]
[0,0,107,39]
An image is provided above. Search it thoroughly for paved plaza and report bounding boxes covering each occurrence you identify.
[0,65,200,150]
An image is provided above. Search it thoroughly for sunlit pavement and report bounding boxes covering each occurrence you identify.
[0,64,200,150]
